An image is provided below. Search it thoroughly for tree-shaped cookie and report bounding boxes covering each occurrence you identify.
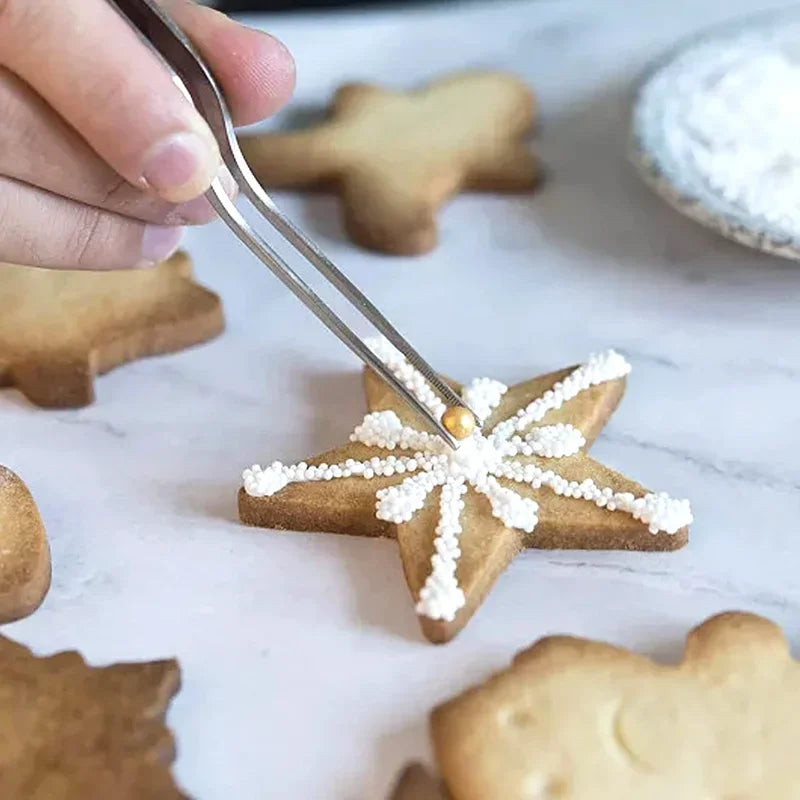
[0,635,185,799]
[239,337,691,643]
[0,466,50,623]
[0,251,223,407]
[240,72,539,255]
[432,612,800,799]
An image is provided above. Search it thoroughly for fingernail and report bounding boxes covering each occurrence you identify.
[141,132,217,203]
[140,225,184,266]
[172,166,238,224]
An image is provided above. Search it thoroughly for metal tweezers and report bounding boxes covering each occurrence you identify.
[111,0,475,448]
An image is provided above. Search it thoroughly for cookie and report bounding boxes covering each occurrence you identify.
[389,763,448,800]
[240,71,539,255]
[0,466,50,623]
[0,635,185,799]
[0,251,224,408]
[431,612,800,799]
[239,337,691,643]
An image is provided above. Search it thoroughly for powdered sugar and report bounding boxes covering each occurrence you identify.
[634,12,800,250]
[672,50,800,232]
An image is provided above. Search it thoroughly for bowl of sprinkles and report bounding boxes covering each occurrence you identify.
[632,10,800,260]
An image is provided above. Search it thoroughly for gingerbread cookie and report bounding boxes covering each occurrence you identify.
[0,466,50,623]
[0,635,185,799]
[0,251,224,407]
[240,71,539,255]
[431,612,800,799]
[239,337,691,643]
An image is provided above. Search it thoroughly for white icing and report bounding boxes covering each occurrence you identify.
[491,350,631,440]
[242,337,693,622]
[461,377,507,421]
[474,475,538,534]
[493,462,691,535]
[376,470,444,524]
[447,434,504,483]
[350,410,444,454]
[243,462,291,496]
[415,478,467,621]
[241,453,422,496]
[365,337,446,419]
[506,423,586,459]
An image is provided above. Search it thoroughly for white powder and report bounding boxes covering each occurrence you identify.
[675,50,800,232]
[635,14,800,242]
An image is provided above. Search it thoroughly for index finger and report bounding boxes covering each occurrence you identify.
[0,0,219,203]
[164,0,295,127]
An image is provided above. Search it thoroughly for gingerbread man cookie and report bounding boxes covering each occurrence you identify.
[0,636,185,799]
[0,251,223,407]
[0,466,50,623]
[432,612,800,799]
[240,337,691,643]
[240,72,539,255]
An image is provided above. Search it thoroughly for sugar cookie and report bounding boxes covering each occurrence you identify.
[240,337,691,643]
[240,72,539,255]
[0,635,184,799]
[432,612,800,799]
[0,252,223,407]
[0,466,49,623]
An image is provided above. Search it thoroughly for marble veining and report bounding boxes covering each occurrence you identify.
[604,431,800,494]
[2,1,800,798]
[52,416,128,440]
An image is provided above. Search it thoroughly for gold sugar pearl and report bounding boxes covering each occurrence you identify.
[442,406,476,440]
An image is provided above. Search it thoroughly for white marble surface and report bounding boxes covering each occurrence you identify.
[4,1,800,797]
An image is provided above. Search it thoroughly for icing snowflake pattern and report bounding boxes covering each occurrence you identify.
[243,338,693,622]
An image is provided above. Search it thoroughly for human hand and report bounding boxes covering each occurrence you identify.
[0,0,294,269]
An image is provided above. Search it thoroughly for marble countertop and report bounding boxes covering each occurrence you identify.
[4,1,800,797]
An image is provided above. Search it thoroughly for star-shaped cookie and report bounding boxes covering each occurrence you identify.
[0,635,185,799]
[432,612,800,799]
[240,71,539,255]
[0,251,223,407]
[0,466,50,623]
[239,338,691,643]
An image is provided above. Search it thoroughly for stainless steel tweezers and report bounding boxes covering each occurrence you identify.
[111,0,475,447]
